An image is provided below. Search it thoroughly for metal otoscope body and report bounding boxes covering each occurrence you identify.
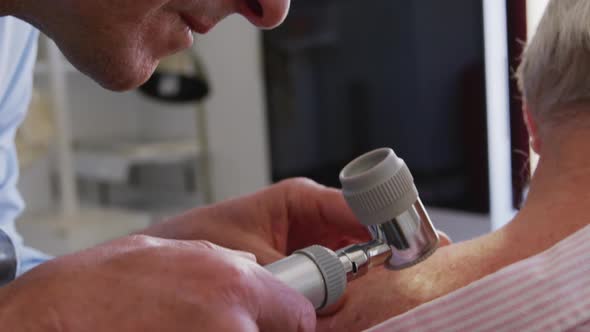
[265,148,439,310]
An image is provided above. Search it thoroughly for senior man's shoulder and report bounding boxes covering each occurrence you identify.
[318,223,590,331]
[317,229,507,331]
[367,225,590,332]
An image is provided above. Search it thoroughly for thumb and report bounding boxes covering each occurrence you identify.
[252,269,317,332]
[185,240,315,331]
[437,230,452,247]
[189,240,258,262]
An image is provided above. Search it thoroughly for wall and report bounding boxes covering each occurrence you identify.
[195,16,271,201]
[64,74,197,142]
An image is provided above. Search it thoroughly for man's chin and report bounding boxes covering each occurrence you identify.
[93,63,158,92]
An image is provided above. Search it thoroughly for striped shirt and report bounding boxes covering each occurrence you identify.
[367,224,590,332]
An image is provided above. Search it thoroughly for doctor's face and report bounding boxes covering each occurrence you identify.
[20,0,290,90]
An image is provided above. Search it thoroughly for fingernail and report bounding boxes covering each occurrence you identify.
[246,0,264,18]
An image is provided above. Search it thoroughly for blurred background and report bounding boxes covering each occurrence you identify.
[17,0,548,256]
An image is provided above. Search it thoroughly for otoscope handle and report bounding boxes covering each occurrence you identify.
[265,245,346,310]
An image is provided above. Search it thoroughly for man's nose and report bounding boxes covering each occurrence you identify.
[239,0,290,29]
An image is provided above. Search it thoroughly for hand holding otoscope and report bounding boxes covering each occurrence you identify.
[265,148,440,310]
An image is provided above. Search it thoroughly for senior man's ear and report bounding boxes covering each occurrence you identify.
[523,105,542,154]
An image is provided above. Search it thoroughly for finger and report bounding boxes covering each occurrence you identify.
[253,270,317,332]
[233,236,285,264]
[437,230,452,247]
[211,232,285,265]
[283,179,370,250]
[201,308,259,332]
[232,250,257,262]
[203,250,316,332]
[252,247,284,265]
[290,179,364,230]
[189,240,258,262]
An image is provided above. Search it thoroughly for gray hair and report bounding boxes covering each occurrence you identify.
[517,0,590,123]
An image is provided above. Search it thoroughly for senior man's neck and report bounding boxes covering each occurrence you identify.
[511,120,590,246]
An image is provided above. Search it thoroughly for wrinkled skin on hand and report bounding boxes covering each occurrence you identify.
[0,236,316,332]
[143,178,372,265]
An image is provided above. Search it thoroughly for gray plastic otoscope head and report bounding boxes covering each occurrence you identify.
[339,148,439,269]
[339,148,418,226]
[265,245,345,310]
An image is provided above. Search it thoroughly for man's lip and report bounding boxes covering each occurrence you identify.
[180,14,213,34]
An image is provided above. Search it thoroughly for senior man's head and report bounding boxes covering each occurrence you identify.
[12,0,289,91]
[517,0,590,152]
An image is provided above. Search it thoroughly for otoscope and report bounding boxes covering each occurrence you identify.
[265,148,439,310]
